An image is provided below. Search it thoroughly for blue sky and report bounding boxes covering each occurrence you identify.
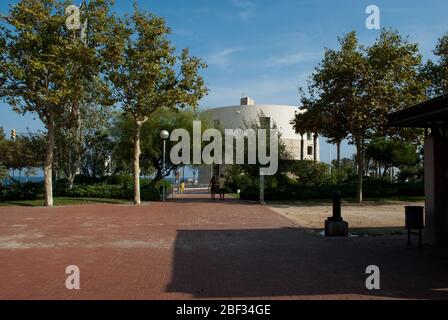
[1,0,448,164]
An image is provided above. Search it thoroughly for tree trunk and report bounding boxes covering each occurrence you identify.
[336,141,341,168]
[44,114,55,207]
[67,140,81,190]
[133,122,142,205]
[355,139,364,204]
[300,134,304,161]
[313,132,318,162]
[68,173,76,190]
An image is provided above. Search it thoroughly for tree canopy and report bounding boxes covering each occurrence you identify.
[292,29,428,202]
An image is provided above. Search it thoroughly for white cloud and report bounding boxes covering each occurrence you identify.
[204,47,242,68]
[228,0,257,20]
[264,51,319,68]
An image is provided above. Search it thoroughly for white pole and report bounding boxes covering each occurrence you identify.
[329,144,332,176]
[163,140,166,202]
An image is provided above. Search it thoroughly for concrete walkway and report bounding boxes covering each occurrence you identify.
[0,192,447,300]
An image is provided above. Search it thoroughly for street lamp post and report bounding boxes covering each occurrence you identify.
[160,130,170,202]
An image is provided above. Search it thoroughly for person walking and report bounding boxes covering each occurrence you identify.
[180,180,185,195]
[208,176,217,200]
[218,174,226,201]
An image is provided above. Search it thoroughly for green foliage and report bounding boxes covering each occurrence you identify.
[240,179,424,201]
[0,183,44,201]
[111,108,208,182]
[288,161,331,187]
[104,5,207,204]
[56,176,170,201]
[0,130,46,174]
[422,32,448,96]
[0,0,117,206]
[292,29,428,202]
[105,8,208,122]
[366,138,420,178]
[80,130,114,178]
[0,165,8,181]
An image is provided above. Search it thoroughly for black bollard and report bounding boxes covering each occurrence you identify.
[332,191,342,222]
[325,191,348,237]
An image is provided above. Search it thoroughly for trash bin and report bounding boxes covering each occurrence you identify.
[405,206,424,247]
[405,206,424,230]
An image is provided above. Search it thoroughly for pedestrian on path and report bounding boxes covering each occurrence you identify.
[208,176,217,200]
[218,174,226,201]
[180,181,185,194]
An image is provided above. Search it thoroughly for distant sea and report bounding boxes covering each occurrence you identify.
[3,176,185,185]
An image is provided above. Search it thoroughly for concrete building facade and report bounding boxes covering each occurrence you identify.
[199,97,320,184]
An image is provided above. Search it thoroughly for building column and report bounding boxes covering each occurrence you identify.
[424,130,448,246]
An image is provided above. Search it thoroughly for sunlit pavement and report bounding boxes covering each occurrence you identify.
[0,191,447,300]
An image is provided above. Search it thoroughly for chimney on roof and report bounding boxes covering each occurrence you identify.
[241,97,255,106]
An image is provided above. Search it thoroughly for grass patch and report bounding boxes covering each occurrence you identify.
[0,197,131,207]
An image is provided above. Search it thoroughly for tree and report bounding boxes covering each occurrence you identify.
[422,32,448,96]
[292,94,325,162]
[0,128,8,185]
[80,129,114,179]
[112,108,206,185]
[0,0,115,206]
[291,111,307,161]
[55,97,112,188]
[366,138,420,179]
[105,7,207,205]
[295,30,427,203]
[0,129,46,182]
[289,161,331,187]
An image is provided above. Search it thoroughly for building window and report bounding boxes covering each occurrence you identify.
[307,133,312,141]
[260,117,271,129]
[308,146,313,156]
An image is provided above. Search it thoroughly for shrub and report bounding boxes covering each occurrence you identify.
[226,174,253,193]
[0,182,44,201]
[57,178,170,202]
[240,180,424,201]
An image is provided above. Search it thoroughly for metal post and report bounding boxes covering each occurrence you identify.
[329,145,332,176]
[163,140,166,202]
[332,191,342,221]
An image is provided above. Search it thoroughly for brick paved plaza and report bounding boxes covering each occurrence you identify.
[0,192,447,300]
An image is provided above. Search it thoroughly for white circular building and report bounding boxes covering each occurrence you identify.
[199,97,320,184]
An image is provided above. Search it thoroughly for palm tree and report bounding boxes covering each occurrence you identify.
[291,111,307,161]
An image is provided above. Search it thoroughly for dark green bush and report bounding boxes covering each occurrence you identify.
[226,174,254,193]
[60,183,162,201]
[240,180,424,201]
[0,182,44,201]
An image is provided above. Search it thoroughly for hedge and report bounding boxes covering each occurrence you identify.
[0,176,169,202]
[0,182,44,201]
[240,180,424,201]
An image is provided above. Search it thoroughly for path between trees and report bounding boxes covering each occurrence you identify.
[0,191,447,299]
